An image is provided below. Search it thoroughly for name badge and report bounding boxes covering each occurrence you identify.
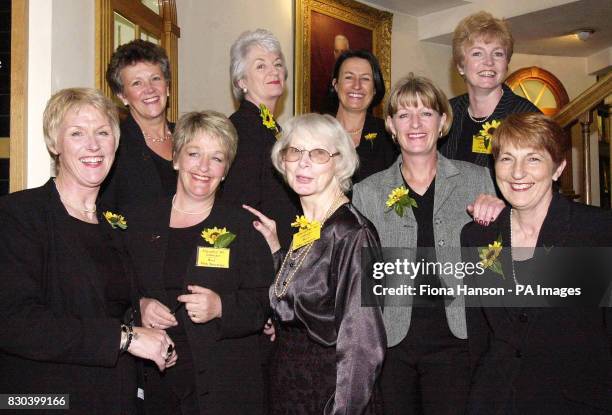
[292,225,321,250]
[196,247,230,268]
[472,134,493,154]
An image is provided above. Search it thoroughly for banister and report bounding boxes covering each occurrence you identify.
[554,71,612,128]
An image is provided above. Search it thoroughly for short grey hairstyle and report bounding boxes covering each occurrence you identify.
[43,88,120,157]
[271,113,359,194]
[229,28,287,101]
[173,110,238,175]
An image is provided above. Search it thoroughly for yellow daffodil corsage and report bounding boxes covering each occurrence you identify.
[478,235,504,277]
[364,132,377,148]
[259,104,280,137]
[385,186,418,218]
[479,119,501,150]
[103,211,127,230]
[291,215,321,231]
[201,226,236,248]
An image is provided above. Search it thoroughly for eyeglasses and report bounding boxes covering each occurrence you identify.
[282,146,340,164]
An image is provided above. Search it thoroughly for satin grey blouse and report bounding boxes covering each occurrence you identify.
[271,203,386,414]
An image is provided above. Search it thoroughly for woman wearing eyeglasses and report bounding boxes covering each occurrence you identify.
[245,113,385,414]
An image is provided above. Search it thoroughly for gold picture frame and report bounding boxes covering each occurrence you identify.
[294,0,392,115]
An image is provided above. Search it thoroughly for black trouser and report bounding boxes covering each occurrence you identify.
[381,306,470,415]
[142,340,199,415]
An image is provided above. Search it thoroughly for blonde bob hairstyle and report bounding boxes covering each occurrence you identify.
[492,112,569,168]
[43,88,120,157]
[452,11,514,69]
[229,28,287,101]
[172,110,238,175]
[386,73,453,136]
[271,113,358,194]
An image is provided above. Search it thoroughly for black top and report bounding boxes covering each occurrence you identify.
[223,100,301,247]
[123,196,274,415]
[100,113,176,210]
[353,114,399,184]
[271,204,386,415]
[0,180,138,414]
[460,193,612,414]
[439,84,541,168]
[405,179,443,306]
[164,225,201,344]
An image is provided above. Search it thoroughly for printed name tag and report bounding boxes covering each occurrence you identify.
[472,134,493,154]
[292,225,321,250]
[196,247,230,268]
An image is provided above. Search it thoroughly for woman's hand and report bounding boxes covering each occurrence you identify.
[242,204,281,253]
[178,285,222,324]
[467,194,506,226]
[263,318,276,342]
[128,326,177,371]
[140,297,177,329]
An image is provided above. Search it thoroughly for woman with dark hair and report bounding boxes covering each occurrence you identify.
[101,39,176,209]
[330,50,398,184]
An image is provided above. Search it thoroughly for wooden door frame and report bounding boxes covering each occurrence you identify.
[9,0,28,192]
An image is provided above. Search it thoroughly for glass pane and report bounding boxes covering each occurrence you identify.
[539,87,557,109]
[140,30,160,45]
[114,12,136,50]
[522,79,543,103]
[141,0,160,15]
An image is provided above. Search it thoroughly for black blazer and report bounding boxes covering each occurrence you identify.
[0,180,138,414]
[461,193,612,414]
[439,83,540,168]
[100,113,176,210]
[222,100,300,246]
[122,197,274,414]
[352,114,399,185]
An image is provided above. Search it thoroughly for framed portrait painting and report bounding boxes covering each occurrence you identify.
[294,0,392,115]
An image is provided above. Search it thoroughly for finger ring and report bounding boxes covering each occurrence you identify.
[150,323,155,328]
[165,344,174,360]
[191,312,197,318]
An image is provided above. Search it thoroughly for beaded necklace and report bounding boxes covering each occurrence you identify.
[273,194,347,298]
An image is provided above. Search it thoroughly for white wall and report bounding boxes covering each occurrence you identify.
[176,0,293,121]
[26,0,95,188]
[24,0,598,194]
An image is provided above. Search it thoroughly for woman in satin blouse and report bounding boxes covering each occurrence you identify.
[245,113,385,414]
[122,111,273,414]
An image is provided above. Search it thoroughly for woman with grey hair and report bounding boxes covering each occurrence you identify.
[245,113,385,414]
[222,28,300,247]
[122,110,274,414]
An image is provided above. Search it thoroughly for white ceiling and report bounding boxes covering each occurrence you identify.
[367,0,612,57]
[367,0,470,16]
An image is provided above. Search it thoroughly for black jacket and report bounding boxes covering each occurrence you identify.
[0,180,138,414]
[222,100,300,247]
[439,84,540,168]
[101,113,176,210]
[461,193,612,414]
[122,196,274,414]
[352,114,399,185]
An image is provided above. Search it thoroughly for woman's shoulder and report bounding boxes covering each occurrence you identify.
[328,203,379,237]
[461,209,507,247]
[0,181,52,214]
[354,158,399,190]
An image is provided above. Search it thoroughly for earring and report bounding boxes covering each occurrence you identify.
[222,176,225,181]
[439,130,443,138]
[391,133,397,141]
[242,87,248,94]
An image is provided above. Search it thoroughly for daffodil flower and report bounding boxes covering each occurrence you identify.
[103,211,127,230]
[385,186,417,217]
